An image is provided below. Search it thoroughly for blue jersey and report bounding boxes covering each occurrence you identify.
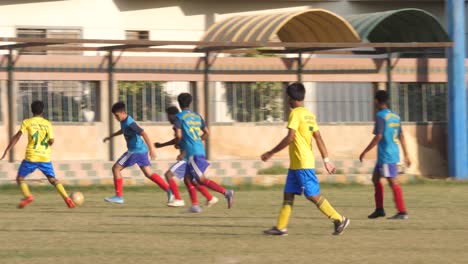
[374,108,401,164]
[174,110,206,158]
[121,115,147,153]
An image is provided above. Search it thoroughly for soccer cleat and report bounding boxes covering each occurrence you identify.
[187,205,202,213]
[18,195,34,209]
[167,199,185,207]
[263,227,288,236]
[167,189,174,203]
[333,216,350,236]
[205,196,219,208]
[104,196,124,204]
[388,212,409,220]
[368,208,386,219]
[65,197,76,208]
[225,190,234,209]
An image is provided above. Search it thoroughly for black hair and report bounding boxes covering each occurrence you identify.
[286,82,306,101]
[31,101,44,115]
[111,101,126,113]
[375,90,389,104]
[177,93,192,108]
[166,106,180,115]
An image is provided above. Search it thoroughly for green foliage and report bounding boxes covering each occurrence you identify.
[257,164,288,175]
[118,81,171,121]
[226,82,284,122]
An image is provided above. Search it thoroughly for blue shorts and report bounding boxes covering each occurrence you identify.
[188,155,210,181]
[169,160,187,180]
[18,160,55,178]
[284,169,320,196]
[374,163,398,178]
[117,152,151,168]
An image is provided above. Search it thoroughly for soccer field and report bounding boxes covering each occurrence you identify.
[0,182,467,264]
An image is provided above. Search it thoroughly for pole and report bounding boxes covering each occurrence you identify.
[108,50,115,161]
[447,0,468,178]
[297,52,303,83]
[7,49,14,162]
[203,52,210,159]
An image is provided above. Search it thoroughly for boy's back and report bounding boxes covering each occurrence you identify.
[175,110,206,158]
[20,116,53,162]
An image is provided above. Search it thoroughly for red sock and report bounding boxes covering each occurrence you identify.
[202,179,226,195]
[114,178,123,197]
[392,184,406,213]
[149,173,169,191]
[168,179,181,200]
[374,181,384,209]
[196,184,213,201]
[185,181,198,205]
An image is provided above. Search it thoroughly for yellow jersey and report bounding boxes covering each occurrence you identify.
[20,116,54,162]
[287,107,319,169]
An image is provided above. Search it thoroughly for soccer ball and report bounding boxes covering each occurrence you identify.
[70,192,84,206]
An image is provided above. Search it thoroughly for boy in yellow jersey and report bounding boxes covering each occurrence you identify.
[261,82,349,236]
[0,101,75,209]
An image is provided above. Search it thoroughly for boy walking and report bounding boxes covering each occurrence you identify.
[0,100,75,208]
[261,82,349,236]
[174,93,234,209]
[359,90,411,219]
[103,102,172,204]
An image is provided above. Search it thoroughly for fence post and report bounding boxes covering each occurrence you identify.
[108,50,115,161]
[7,49,15,162]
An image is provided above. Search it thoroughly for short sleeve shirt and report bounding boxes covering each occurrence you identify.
[287,107,319,169]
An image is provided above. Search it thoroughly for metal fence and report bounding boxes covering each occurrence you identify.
[117,81,191,122]
[17,81,99,122]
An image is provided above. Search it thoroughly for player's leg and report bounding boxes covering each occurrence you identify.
[368,165,386,218]
[104,152,131,203]
[264,169,299,236]
[303,169,349,236]
[189,155,234,208]
[184,174,201,213]
[165,161,186,207]
[39,162,75,208]
[385,164,408,219]
[16,160,35,208]
[195,184,218,207]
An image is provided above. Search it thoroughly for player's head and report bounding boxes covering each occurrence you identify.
[111,101,127,121]
[166,106,180,124]
[31,101,44,116]
[374,90,389,107]
[177,93,192,109]
[286,82,305,108]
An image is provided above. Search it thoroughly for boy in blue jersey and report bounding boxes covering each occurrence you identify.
[360,90,411,219]
[103,102,172,204]
[173,93,234,209]
[155,106,218,212]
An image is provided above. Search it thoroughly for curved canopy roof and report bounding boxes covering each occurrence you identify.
[201,9,361,43]
[345,8,449,42]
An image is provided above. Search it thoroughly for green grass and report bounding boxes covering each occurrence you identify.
[0,182,468,264]
[257,164,288,175]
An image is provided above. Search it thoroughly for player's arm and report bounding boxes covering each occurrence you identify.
[313,131,336,174]
[200,117,209,141]
[261,128,295,162]
[399,128,411,167]
[141,130,156,160]
[359,116,384,162]
[177,149,186,161]
[0,130,23,160]
[154,138,177,148]
[103,130,123,143]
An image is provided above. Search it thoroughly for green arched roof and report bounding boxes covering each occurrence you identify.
[344,8,449,42]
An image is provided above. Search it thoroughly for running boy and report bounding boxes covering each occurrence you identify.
[155,106,218,212]
[359,90,411,219]
[261,82,349,236]
[174,93,234,209]
[0,100,75,208]
[103,102,172,204]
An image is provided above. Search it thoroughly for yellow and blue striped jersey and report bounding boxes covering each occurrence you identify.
[20,116,54,162]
